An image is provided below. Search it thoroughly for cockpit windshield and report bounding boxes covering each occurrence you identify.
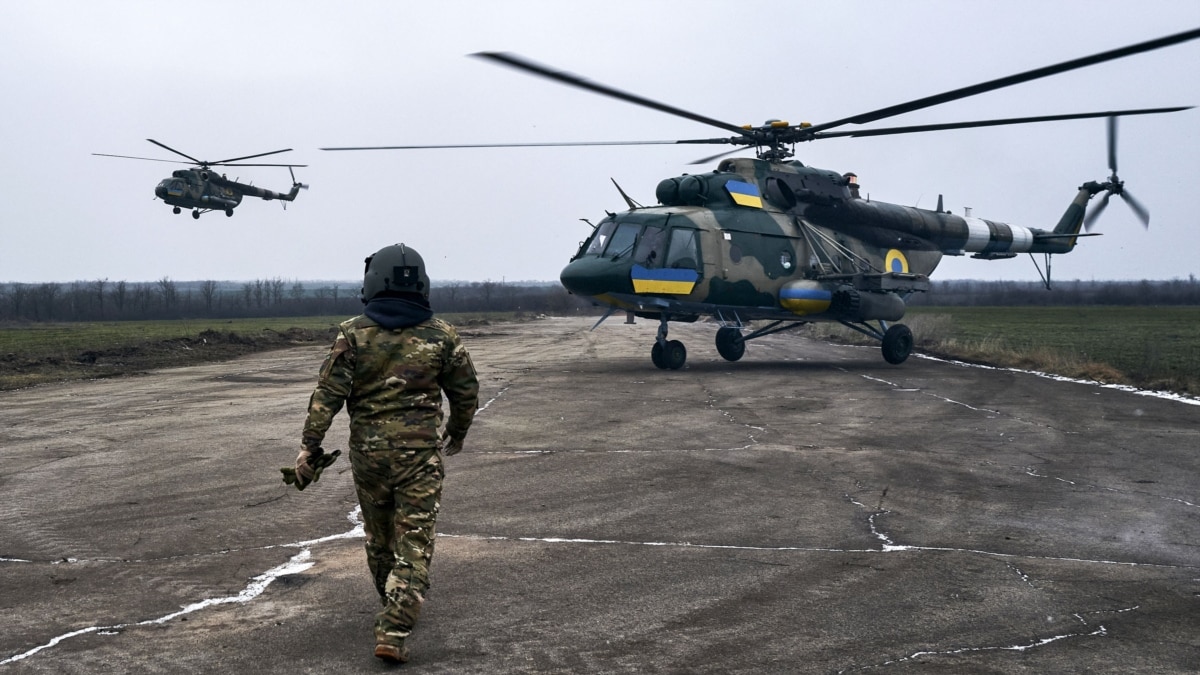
[605,222,640,259]
[584,220,616,255]
[582,218,672,266]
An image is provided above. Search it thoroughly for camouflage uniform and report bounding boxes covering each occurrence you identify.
[302,298,478,649]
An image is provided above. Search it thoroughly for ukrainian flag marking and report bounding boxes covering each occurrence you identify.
[885,249,910,274]
[631,265,698,295]
[725,180,763,208]
[779,285,832,315]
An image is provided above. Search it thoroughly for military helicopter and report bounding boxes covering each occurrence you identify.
[323,27,1200,369]
[94,139,308,219]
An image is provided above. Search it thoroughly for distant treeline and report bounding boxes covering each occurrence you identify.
[909,277,1200,306]
[2,277,1197,323]
[0,278,594,322]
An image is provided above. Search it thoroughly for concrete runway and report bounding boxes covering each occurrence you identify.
[2,316,1198,673]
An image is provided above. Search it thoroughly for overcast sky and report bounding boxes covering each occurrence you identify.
[3,1,1198,285]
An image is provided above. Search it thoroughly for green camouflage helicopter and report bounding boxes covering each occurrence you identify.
[94,139,308,219]
[325,27,1199,369]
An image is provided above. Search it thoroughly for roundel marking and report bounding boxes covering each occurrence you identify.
[885,249,909,274]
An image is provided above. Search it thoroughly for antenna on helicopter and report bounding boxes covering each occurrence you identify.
[611,178,642,209]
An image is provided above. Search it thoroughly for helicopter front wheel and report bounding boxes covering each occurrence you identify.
[881,324,914,365]
[651,340,687,370]
[192,209,201,220]
[172,206,181,215]
[225,208,234,217]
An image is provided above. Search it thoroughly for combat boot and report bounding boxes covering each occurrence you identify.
[374,643,409,663]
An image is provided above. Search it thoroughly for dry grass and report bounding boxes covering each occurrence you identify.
[809,308,1200,396]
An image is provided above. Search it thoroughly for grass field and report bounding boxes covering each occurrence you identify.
[0,313,512,390]
[0,316,345,356]
[821,306,1200,395]
[2,309,1198,396]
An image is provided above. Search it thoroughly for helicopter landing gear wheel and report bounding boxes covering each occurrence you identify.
[664,340,687,369]
[715,326,745,362]
[192,209,201,220]
[881,324,914,365]
[172,206,181,215]
[225,208,234,217]
[651,340,687,370]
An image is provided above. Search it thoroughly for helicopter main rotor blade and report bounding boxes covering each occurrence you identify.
[322,139,733,151]
[212,148,295,165]
[687,147,753,165]
[147,139,204,165]
[93,153,192,164]
[805,26,1200,135]
[217,162,308,168]
[473,52,751,137]
[809,106,1192,139]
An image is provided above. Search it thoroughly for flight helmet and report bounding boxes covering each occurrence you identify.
[361,243,430,302]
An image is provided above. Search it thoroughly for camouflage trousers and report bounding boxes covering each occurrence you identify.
[348,445,444,647]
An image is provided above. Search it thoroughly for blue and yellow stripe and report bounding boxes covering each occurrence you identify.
[725,180,763,208]
[631,265,699,295]
[779,283,832,315]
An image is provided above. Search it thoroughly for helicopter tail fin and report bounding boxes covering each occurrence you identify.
[1051,185,1094,236]
[1031,184,1103,253]
[282,181,309,201]
[281,166,308,201]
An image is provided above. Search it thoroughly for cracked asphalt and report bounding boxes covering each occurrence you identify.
[2,316,1198,673]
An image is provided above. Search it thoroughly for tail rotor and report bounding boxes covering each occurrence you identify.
[281,166,309,210]
[1085,116,1150,231]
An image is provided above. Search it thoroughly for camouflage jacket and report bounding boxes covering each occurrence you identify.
[302,310,478,452]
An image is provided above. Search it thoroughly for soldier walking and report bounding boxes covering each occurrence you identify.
[290,243,479,664]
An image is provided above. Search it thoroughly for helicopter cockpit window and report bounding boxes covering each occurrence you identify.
[633,225,665,266]
[605,222,640,260]
[585,221,617,256]
[665,228,700,270]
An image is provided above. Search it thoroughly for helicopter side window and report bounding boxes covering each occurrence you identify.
[665,228,700,270]
[605,222,641,260]
[585,221,617,256]
[633,225,665,266]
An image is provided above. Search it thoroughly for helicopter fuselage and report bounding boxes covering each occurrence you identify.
[559,157,1089,326]
[154,168,304,216]
[155,169,244,211]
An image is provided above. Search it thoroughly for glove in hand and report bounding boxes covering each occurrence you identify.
[281,448,342,491]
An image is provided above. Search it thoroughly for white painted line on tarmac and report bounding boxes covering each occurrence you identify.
[915,353,1200,406]
[2,508,365,666]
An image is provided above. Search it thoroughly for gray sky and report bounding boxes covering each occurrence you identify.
[3,0,1199,285]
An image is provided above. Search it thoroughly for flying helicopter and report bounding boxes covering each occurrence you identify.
[94,139,308,219]
[323,27,1200,370]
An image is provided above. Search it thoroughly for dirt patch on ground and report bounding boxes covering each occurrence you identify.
[0,327,335,391]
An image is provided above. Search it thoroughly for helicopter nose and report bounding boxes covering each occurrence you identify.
[559,257,632,297]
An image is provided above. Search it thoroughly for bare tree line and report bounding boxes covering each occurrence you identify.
[0,278,593,322]
[909,276,1200,307]
[4,276,1197,323]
